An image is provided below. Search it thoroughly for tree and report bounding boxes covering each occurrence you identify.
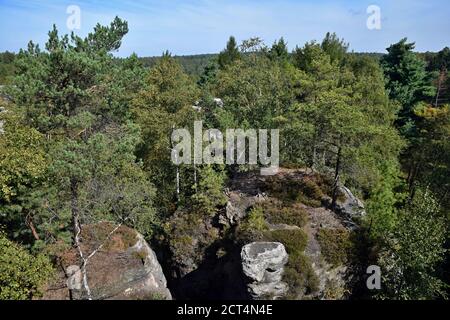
[132,54,199,216]
[9,18,157,256]
[405,103,450,209]
[269,37,289,63]
[214,49,299,129]
[321,32,348,64]
[0,102,47,243]
[365,161,404,240]
[190,165,227,215]
[291,43,403,201]
[381,38,436,131]
[0,231,53,300]
[377,189,447,299]
[218,36,241,69]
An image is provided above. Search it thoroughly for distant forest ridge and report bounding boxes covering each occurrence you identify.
[138,52,386,75]
[0,49,448,83]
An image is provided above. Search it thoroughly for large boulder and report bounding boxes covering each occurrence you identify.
[241,242,288,299]
[43,223,172,300]
[335,186,365,218]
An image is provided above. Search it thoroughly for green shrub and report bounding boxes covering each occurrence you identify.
[263,175,327,207]
[298,178,324,201]
[263,176,302,202]
[0,232,54,300]
[164,211,219,267]
[317,228,352,267]
[265,228,318,299]
[267,229,308,253]
[263,201,308,228]
[283,252,320,298]
[235,206,268,244]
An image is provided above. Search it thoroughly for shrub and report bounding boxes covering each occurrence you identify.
[298,178,324,201]
[235,206,268,244]
[263,176,301,202]
[164,211,219,267]
[0,231,54,300]
[317,228,352,267]
[283,252,320,298]
[263,201,308,228]
[267,229,308,254]
[263,175,327,207]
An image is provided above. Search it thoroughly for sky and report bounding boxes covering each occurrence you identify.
[0,0,449,57]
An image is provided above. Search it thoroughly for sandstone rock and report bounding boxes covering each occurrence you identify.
[44,223,172,300]
[0,106,5,134]
[241,242,288,299]
[213,98,224,107]
[66,265,82,291]
[336,186,365,218]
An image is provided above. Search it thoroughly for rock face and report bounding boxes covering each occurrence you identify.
[241,242,289,299]
[44,223,172,300]
[336,186,365,219]
[0,106,5,134]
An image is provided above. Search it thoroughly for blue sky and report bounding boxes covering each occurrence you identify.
[0,0,449,57]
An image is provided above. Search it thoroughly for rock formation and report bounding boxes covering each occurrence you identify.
[241,242,289,299]
[43,223,172,300]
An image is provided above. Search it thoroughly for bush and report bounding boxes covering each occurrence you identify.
[263,175,327,207]
[164,211,219,268]
[317,228,352,267]
[283,252,320,298]
[263,201,308,228]
[267,229,308,254]
[235,206,268,244]
[0,231,54,300]
[265,228,318,299]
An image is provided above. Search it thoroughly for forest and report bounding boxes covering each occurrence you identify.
[0,17,449,301]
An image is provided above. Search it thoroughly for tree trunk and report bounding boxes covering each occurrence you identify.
[194,163,197,193]
[26,214,40,241]
[71,179,81,246]
[70,179,92,300]
[312,143,317,172]
[331,146,342,211]
[176,166,180,203]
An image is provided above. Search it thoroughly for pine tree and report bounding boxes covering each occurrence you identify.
[218,36,241,69]
[381,38,436,131]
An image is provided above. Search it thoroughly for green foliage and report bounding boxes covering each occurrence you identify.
[139,54,217,78]
[0,106,46,202]
[218,36,241,69]
[268,229,308,253]
[190,165,227,215]
[290,41,404,199]
[235,205,268,244]
[405,104,450,210]
[377,189,447,299]
[2,19,449,301]
[365,162,404,240]
[0,231,53,300]
[4,18,158,250]
[164,211,219,268]
[381,38,436,130]
[214,49,298,129]
[266,228,318,298]
[269,38,289,63]
[262,200,308,227]
[132,54,199,216]
[317,228,352,267]
[0,105,48,243]
[283,253,320,298]
[321,32,348,64]
[0,51,16,84]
